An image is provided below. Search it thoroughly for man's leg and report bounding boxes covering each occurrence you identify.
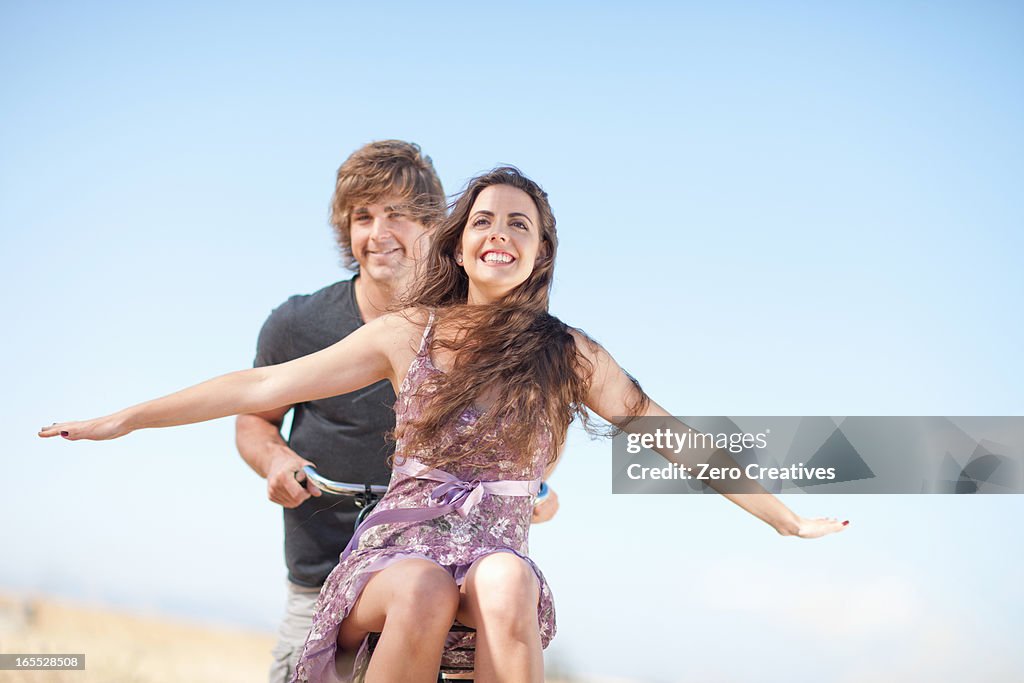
[268,581,319,683]
[269,581,358,683]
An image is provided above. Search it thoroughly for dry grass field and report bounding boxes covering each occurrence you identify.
[0,592,601,683]
[0,592,274,683]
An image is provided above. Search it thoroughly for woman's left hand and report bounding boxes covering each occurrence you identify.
[789,516,849,539]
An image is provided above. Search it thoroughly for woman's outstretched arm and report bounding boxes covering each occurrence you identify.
[39,312,416,442]
[574,332,847,539]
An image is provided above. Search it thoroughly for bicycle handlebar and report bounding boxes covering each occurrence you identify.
[300,466,389,496]
[299,466,549,504]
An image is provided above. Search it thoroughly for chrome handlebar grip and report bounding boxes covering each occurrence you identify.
[300,465,389,496]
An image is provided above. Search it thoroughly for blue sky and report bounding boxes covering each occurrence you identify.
[3,2,1023,680]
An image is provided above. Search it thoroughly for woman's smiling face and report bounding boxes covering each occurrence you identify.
[456,184,543,304]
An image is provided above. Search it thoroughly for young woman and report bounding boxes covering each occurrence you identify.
[40,167,846,683]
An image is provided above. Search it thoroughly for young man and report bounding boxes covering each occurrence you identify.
[236,141,558,682]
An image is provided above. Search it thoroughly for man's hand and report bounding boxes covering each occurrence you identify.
[531,486,560,524]
[266,447,322,508]
[236,409,323,509]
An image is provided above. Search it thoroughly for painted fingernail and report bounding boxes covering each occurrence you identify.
[842,520,849,526]
[60,431,69,437]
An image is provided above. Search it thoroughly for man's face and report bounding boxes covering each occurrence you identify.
[349,195,430,289]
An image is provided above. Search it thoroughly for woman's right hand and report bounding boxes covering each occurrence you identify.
[38,414,130,441]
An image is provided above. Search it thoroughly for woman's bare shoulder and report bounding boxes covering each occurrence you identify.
[566,326,608,364]
[372,308,431,350]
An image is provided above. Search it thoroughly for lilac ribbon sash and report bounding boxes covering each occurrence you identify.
[339,458,541,562]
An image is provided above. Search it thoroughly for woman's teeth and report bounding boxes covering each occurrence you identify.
[483,253,514,264]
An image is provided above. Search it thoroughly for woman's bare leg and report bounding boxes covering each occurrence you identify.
[457,552,543,683]
[338,558,459,683]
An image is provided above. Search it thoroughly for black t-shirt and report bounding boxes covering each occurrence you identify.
[254,277,395,587]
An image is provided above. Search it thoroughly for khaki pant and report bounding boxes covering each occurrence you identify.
[268,581,356,683]
[268,581,318,683]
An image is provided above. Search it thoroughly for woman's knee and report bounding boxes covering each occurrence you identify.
[387,560,460,623]
[339,560,459,657]
[464,553,540,624]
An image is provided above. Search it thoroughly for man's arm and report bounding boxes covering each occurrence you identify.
[236,406,321,508]
[531,439,566,524]
[531,486,559,524]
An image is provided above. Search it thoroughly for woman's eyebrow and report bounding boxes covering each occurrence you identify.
[509,212,534,225]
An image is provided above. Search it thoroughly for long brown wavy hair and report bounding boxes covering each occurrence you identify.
[397,167,648,472]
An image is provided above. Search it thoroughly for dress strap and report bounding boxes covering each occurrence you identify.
[417,309,436,356]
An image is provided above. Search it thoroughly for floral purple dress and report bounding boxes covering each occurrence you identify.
[292,314,556,683]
